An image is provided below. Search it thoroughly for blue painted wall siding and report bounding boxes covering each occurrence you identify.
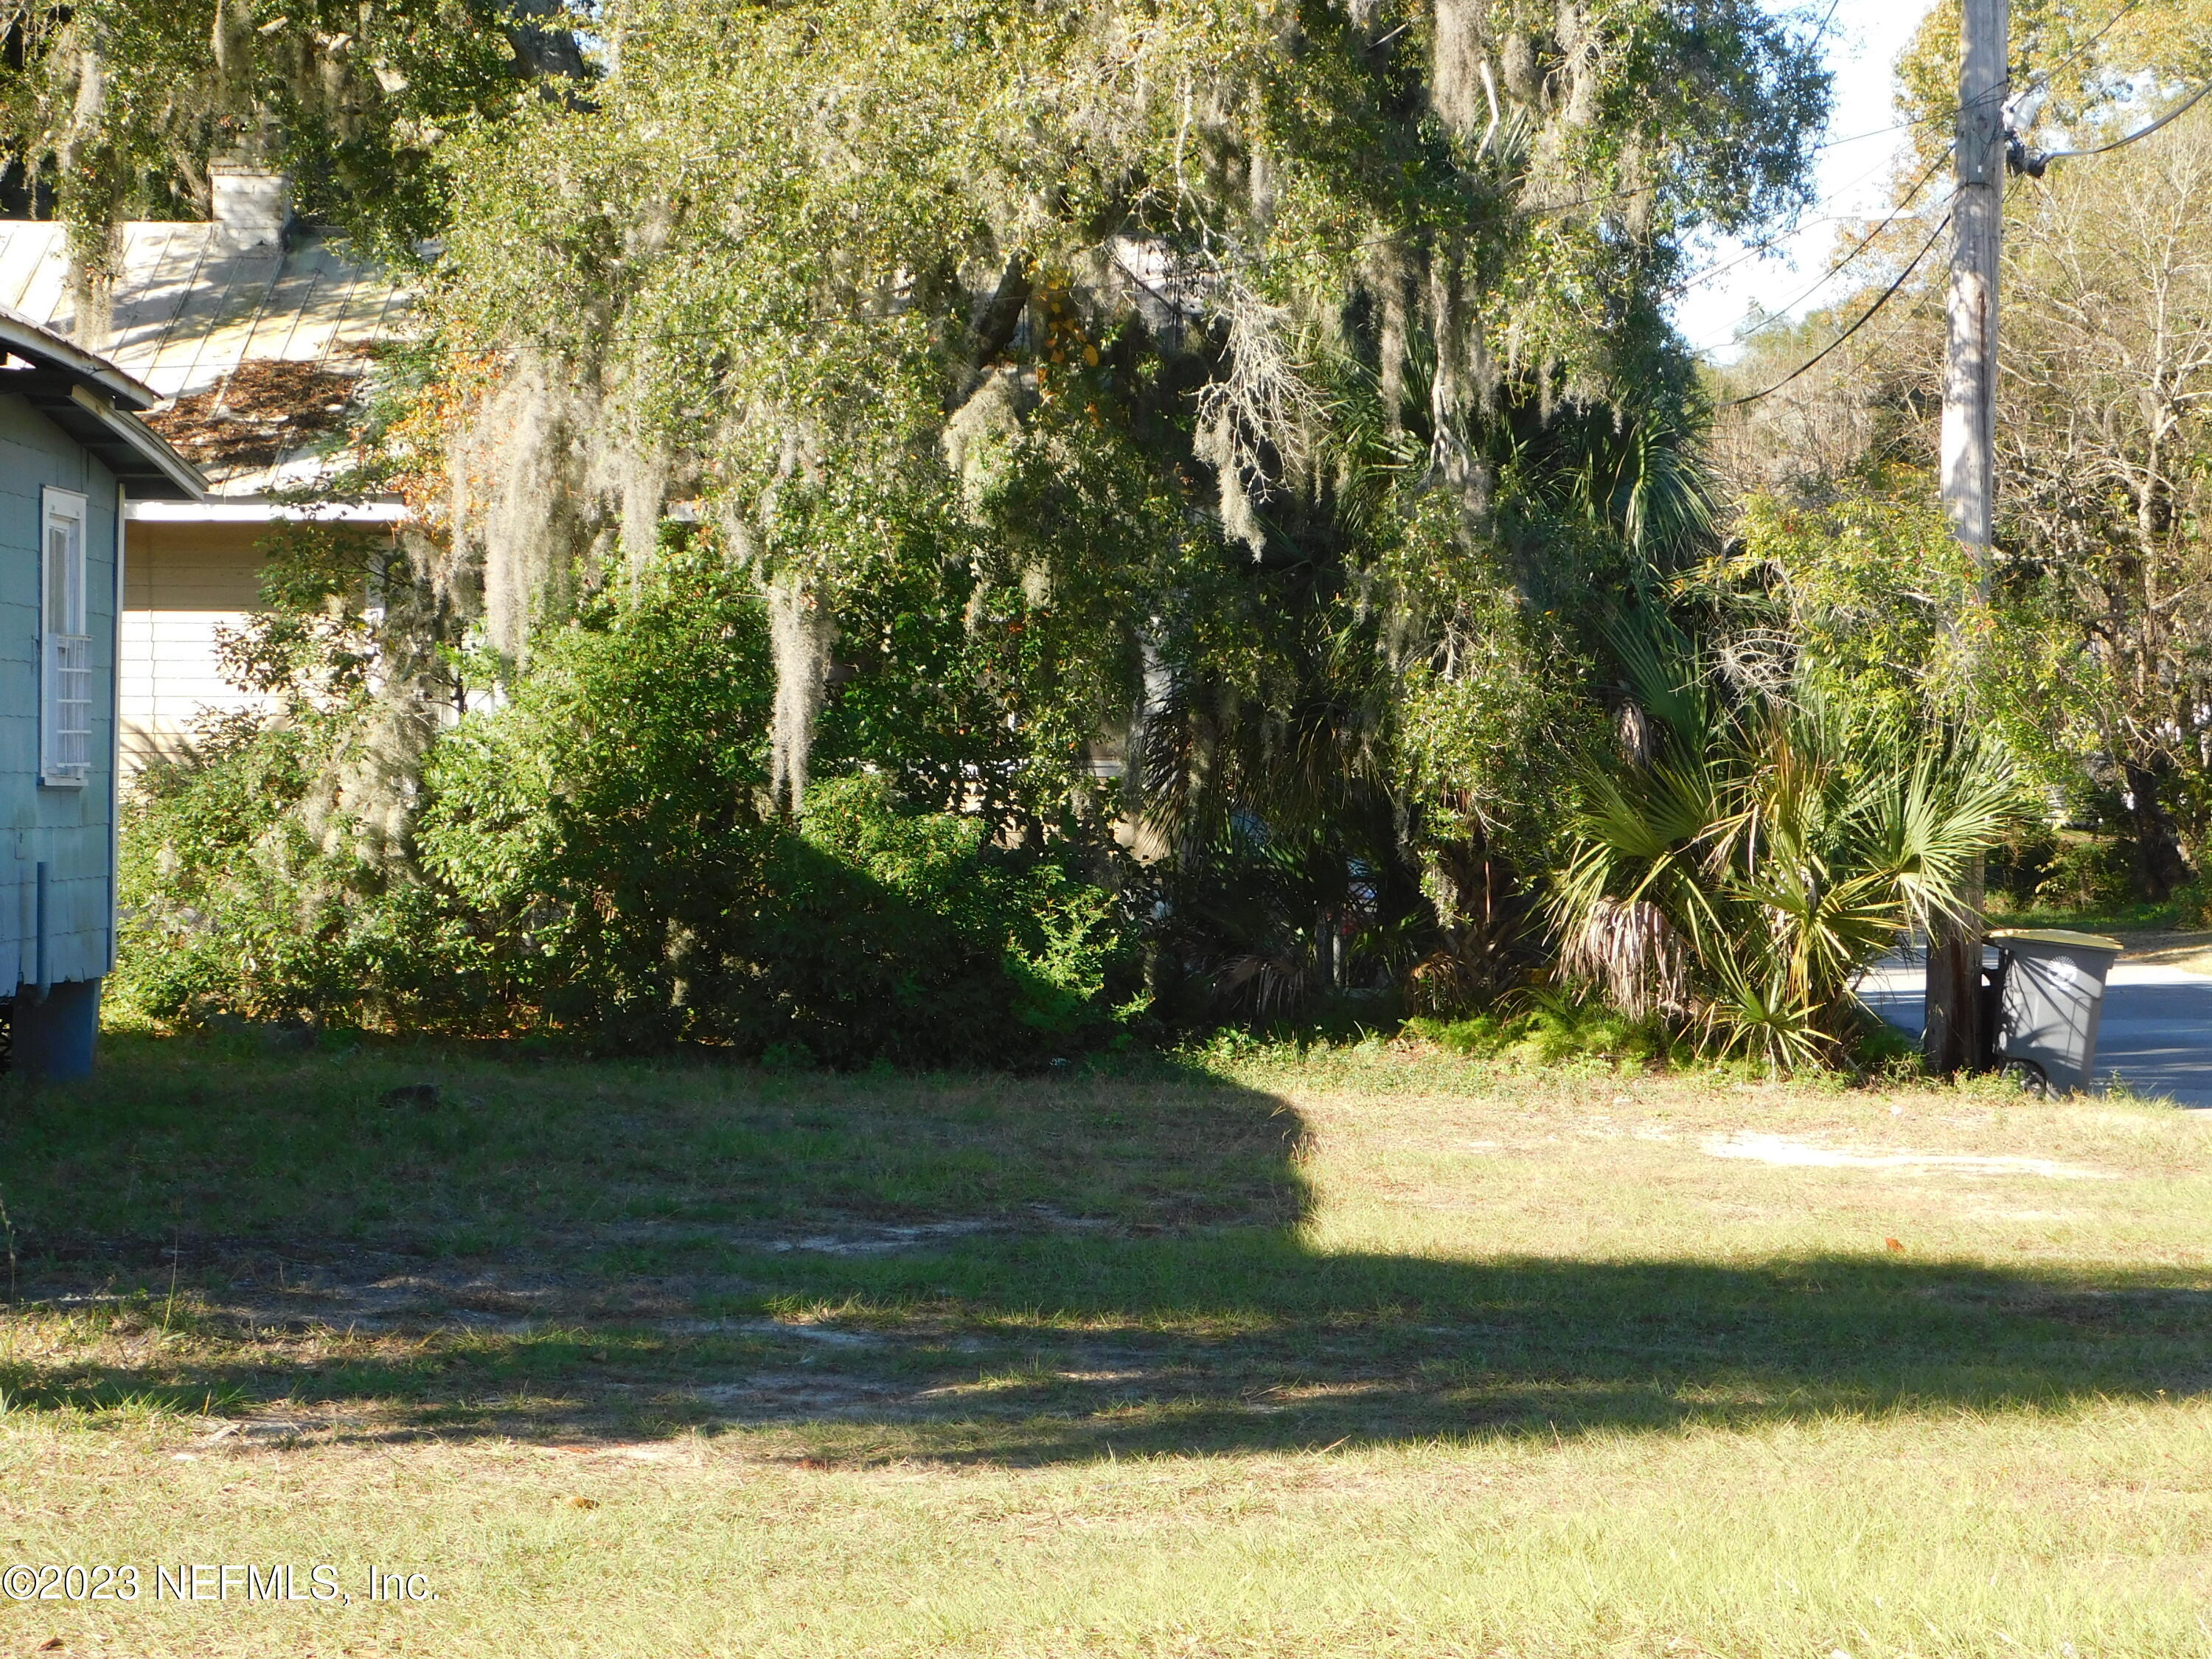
[0,393,120,993]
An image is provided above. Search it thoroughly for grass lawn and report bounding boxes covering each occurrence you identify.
[0,1034,2208,1656]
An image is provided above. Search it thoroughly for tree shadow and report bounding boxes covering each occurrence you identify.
[1,1047,2207,1462]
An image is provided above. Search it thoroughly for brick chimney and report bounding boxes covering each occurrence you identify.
[208,159,291,251]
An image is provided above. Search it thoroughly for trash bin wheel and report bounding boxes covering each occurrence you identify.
[2000,1056,2050,1097]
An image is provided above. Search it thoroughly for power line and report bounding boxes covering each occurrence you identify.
[1667,209,1860,298]
[2035,0,2147,86]
[1792,0,2132,162]
[2036,75,2212,161]
[1677,38,2017,332]
[1669,129,1952,300]
[1815,116,1926,153]
[1717,11,2201,428]
[1717,209,1953,408]
[1687,146,1952,353]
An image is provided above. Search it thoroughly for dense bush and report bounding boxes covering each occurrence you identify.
[745,776,1136,1065]
[1984,827,2140,914]
[115,552,1140,1065]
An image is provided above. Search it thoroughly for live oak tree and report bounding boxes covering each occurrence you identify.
[425,1,1826,924]
[107,1,1854,1039]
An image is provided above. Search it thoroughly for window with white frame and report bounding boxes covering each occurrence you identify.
[40,487,90,786]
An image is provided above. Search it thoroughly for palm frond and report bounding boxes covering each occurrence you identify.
[1553,636,2024,1071]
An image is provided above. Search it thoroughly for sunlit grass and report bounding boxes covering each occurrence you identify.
[0,1034,2205,1655]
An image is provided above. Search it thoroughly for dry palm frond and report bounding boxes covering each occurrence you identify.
[1211,948,1322,1022]
[1557,895,1688,1022]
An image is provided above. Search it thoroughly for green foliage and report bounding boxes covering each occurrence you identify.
[811,401,1172,836]
[410,546,781,1037]
[116,549,1138,1065]
[754,776,1136,1064]
[1385,498,1594,858]
[0,0,581,264]
[418,0,1830,1029]
[2031,838,2138,914]
[1708,494,1983,722]
[1551,622,2020,1071]
[1409,992,1676,1070]
[1989,829,2139,917]
[111,2,1846,1065]
[112,714,340,1022]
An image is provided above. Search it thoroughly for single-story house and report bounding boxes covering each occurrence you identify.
[1,309,204,1078]
[0,164,411,773]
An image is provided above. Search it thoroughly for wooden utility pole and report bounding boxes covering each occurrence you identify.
[1926,0,2008,1072]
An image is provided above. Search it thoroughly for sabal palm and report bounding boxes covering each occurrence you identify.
[1554,631,2016,1068]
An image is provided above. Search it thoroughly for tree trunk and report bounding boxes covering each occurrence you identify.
[507,0,589,80]
[1923,860,1986,1075]
[2121,760,2190,900]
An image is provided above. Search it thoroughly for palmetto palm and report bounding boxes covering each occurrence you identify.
[1554,625,2017,1069]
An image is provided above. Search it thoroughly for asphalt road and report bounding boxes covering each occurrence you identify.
[1858,957,2212,1107]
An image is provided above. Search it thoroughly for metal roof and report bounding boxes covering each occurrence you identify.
[0,219,413,498]
[0,303,204,500]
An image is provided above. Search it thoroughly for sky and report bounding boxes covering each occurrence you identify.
[1670,0,1943,361]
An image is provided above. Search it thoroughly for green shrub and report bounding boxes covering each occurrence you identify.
[2171,881,2211,929]
[2030,836,2135,914]
[1409,992,1674,1069]
[1551,621,2018,1071]
[114,552,1138,1066]
[112,711,417,1026]
[1986,825,2063,910]
[740,776,1136,1065]
[411,551,782,1044]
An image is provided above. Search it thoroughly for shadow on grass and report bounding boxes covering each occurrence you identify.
[0,1037,2206,1462]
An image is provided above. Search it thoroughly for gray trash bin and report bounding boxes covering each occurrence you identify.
[1989,928,2124,1094]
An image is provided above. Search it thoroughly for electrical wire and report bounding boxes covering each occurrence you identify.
[2036,0,2147,86]
[1675,27,2000,327]
[1666,209,1864,297]
[1717,209,1953,408]
[2038,75,2212,160]
[1812,109,1944,153]
[1686,146,1952,352]
[1669,128,1954,299]
[1697,0,2171,386]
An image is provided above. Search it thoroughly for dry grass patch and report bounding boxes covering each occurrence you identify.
[0,1037,2206,1655]
[2116,927,2212,978]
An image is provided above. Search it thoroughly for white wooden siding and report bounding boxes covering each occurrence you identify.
[119,521,272,771]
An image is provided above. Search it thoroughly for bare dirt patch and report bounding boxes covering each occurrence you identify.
[1700,1131,2115,1180]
